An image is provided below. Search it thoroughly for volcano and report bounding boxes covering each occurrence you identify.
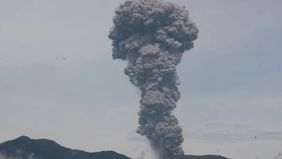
[0,136,228,159]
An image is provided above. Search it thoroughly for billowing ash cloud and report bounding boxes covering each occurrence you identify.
[108,0,198,158]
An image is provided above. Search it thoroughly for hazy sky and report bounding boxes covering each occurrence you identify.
[0,0,282,159]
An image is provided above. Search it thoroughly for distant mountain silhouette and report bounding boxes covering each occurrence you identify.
[0,136,229,159]
[0,136,129,159]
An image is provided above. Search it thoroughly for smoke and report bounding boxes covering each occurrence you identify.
[108,0,198,158]
[0,151,36,159]
[137,147,158,159]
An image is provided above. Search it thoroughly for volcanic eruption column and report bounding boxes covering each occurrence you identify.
[109,0,198,158]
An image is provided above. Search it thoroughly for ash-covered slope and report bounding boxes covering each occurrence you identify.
[0,136,228,159]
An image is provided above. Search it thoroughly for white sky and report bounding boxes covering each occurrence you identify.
[0,0,282,159]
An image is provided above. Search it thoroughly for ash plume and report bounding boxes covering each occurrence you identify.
[108,0,198,158]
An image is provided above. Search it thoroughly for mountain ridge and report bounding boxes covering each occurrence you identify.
[0,136,229,159]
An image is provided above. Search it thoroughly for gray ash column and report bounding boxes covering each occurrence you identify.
[108,0,198,158]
